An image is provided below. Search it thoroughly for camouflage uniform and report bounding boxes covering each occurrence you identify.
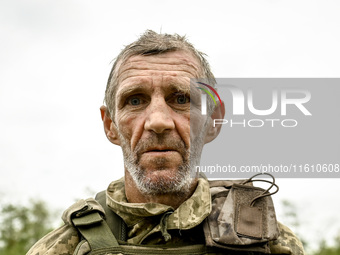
[26,178,305,255]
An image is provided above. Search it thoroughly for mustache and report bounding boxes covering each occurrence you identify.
[134,133,187,160]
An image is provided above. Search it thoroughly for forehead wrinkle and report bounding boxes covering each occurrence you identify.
[118,67,199,85]
[117,52,202,81]
[116,77,153,98]
[120,59,200,74]
[117,70,195,93]
[117,76,190,95]
[116,85,148,99]
[161,78,191,95]
[114,51,203,103]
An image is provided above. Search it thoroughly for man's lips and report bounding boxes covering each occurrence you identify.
[141,147,179,156]
[143,147,178,153]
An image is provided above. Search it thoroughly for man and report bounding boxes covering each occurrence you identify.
[27,30,305,255]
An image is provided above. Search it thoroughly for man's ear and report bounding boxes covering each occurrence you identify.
[100,105,121,145]
[204,101,225,144]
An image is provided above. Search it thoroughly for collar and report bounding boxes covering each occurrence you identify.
[106,177,211,230]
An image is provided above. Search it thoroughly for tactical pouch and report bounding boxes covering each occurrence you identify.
[204,173,280,254]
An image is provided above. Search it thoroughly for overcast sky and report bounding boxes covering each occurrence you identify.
[1,0,339,252]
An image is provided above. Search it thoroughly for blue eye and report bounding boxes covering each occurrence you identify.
[176,94,189,104]
[129,98,141,105]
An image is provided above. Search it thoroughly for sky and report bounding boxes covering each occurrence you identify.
[1,0,339,252]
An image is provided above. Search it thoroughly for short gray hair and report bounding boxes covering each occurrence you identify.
[104,30,216,119]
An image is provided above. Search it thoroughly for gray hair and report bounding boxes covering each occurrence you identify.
[104,30,216,119]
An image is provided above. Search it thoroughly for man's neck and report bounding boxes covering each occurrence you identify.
[124,171,198,209]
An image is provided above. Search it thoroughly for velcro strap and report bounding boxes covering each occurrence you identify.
[62,198,105,226]
[236,204,263,239]
[72,212,103,227]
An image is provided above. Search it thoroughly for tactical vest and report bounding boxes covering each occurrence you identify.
[68,174,279,255]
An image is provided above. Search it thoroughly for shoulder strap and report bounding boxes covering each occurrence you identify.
[95,190,127,242]
[63,198,120,251]
[72,210,120,250]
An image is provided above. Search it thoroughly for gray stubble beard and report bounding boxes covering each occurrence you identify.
[118,131,204,196]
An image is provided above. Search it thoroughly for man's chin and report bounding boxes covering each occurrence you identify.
[143,167,179,179]
[133,168,193,195]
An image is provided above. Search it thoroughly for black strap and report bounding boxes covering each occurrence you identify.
[95,190,127,242]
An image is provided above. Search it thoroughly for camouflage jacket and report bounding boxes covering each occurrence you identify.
[26,178,305,255]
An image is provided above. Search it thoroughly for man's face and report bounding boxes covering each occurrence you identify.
[113,50,206,195]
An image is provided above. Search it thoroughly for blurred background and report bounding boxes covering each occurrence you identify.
[0,1,339,254]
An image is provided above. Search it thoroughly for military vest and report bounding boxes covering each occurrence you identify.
[67,174,280,255]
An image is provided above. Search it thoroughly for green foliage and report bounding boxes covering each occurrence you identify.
[313,235,340,255]
[0,200,54,255]
[281,199,340,254]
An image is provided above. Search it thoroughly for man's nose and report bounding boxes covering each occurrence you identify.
[144,99,175,133]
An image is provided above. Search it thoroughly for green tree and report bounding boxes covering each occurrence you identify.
[0,200,54,255]
[281,200,340,254]
[313,234,340,255]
